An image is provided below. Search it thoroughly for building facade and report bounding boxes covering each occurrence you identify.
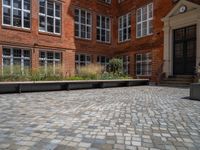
[0,0,199,82]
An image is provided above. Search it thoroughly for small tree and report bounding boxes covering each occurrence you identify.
[108,58,123,75]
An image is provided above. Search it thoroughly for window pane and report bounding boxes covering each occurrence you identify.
[40,0,45,13]
[39,15,45,31]
[3,7,11,25]
[13,0,21,9]
[3,48,11,56]
[55,53,60,59]
[55,19,61,33]
[13,49,21,57]
[81,10,86,24]
[47,52,53,59]
[47,2,53,16]
[80,55,85,61]
[55,3,61,17]
[24,12,30,28]
[47,17,53,32]
[142,21,147,36]
[75,9,79,22]
[13,9,22,27]
[40,51,45,58]
[24,50,30,57]
[24,0,30,10]
[3,0,11,5]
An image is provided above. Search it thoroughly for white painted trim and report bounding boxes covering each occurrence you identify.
[163,1,200,76]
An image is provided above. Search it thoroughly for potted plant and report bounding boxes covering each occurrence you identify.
[190,63,200,100]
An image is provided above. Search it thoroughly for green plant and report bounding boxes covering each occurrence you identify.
[77,64,103,80]
[0,63,132,82]
[108,58,123,75]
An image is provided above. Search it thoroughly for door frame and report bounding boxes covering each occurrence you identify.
[173,25,197,75]
[162,0,200,77]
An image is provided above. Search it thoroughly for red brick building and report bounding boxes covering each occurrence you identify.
[0,0,199,83]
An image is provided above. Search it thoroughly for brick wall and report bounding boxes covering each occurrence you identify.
[0,46,2,74]
[1,0,197,82]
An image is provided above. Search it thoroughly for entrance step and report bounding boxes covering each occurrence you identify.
[159,75,194,87]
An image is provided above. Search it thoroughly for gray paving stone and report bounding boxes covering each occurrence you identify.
[0,86,199,150]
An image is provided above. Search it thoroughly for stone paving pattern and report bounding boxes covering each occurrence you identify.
[0,86,200,150]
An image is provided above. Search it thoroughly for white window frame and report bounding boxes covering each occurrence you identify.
[136,52,152,76]
[74,8,92,40]
[2,0,31,29]
[96,15,111,43]
[39,51,62,74]
[136,3,153,38]
[118,13,131,42]
[2,47,31,75]
[39,0,61,35]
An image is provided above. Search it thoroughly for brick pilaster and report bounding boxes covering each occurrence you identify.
[31,48,39,73]
[129,52,135,77]
[0,45,2,74]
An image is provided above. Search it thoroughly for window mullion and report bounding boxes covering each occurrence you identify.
[85,11,87,39]
[22,0,24,28]
[147,5,149,35]
[11,0,13,26]
[21,50,24,74]
[53,2,55,34]
[45,1,47,32]
[99,16,102,41]
[79,10,81,38]
[53,52,55,74]
[11,48,13,74]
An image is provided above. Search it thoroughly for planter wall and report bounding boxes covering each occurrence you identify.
[0,79,149,94]
[190,83,200,100]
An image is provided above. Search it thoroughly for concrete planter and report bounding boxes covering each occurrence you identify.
[190,83,200,100]
[0,79,149,94]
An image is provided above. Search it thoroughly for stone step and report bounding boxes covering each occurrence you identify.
[163,78,193,81]
[168,75,194,79]
[160,80,191,85]
[158,83,190,88]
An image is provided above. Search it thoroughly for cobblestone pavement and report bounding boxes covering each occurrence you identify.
[0,86,200,150]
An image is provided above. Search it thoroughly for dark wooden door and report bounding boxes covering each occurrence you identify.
[173,25,196,75]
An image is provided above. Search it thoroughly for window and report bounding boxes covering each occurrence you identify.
[97,56,109,67]
[117,55,130,74]
[100,0,111,4]
[2,0,31,28]
[97,15,111,43]
[136,53,152,76]
[39,51,62,74]
[75,8,92,40]
[118,0,125,3]
[118,13,131,42]
[2,48,31,75]
[122,55,130,74]
[136,3,153,38]
[75,54,91,71]
[39,0,61,34]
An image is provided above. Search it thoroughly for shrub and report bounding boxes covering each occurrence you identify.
[108,58,123,75]
[77,64,103,80]
[100,72,131,80]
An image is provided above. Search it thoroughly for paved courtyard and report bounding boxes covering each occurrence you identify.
[0,86,200,150]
